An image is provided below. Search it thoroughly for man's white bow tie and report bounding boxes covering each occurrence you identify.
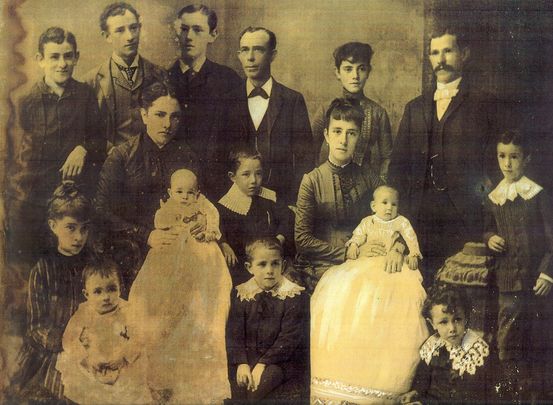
[434,88,459,101]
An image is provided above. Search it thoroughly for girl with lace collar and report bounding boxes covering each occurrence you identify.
[401,286,494,404]
[218,146,293,285]
[226,237,308,402]
[483,130,553,401]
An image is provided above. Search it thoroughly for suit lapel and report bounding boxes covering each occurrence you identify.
[97,60,116,122]
[266,80,284,137]
[422,90,434,132]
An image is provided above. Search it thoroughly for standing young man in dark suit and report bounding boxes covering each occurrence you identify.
[224,27,314,205]
[168,4,241,164]
[83,2,167,152]
[389,25,499,281]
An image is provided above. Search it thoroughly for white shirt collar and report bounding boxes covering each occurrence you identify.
[437,76,462,91]
[218,183,276,216]
[236,277,305,302]
[488,176,543,206]
[246,77,273,97]
[111,53,139,68]
[179,56,206,74]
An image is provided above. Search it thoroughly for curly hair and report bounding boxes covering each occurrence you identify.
[422,284,470,322]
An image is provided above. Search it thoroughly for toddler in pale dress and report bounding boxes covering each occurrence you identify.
[57,259,151,404]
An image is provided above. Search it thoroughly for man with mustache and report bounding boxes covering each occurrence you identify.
[223,27,314,205]
[389,25,499,282]
[84,2,167,151]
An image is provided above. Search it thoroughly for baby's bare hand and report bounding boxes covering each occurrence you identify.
[346,244,359,260]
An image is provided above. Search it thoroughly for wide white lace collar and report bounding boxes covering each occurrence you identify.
[488,176,542,206]
[236,277,304,302]
[218,184,276,215]
[420,329,490,376]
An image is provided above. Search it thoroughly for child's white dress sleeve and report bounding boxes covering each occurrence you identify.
[394,215,422,258]
[198,193,222,241]
[346,216,370,247]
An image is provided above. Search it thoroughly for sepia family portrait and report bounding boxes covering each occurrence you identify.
[1,0,553,403]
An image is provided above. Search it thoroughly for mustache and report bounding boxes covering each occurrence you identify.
[434,63,455,73]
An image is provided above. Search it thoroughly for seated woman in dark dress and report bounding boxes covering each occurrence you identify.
[294,98,403,293]
[95,81,199,293]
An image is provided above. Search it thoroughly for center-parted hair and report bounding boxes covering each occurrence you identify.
[176,4,218,32]
[245,236,283,262]
[422,284,470,321]
[100,2,140,32]
[38,27,77,55]
[325,98,364,130]
[333,42,373,69]
[47,182,92,222]
[139,81,178,109]
[82,257,121,286]
[228,144,263,173]
[238,26,277,51]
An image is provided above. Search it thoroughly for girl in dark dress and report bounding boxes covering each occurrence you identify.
[218,145,293,286]
[9,182,92,401]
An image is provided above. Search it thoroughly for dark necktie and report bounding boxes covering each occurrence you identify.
[248,87,269,99]
[116,63,137,87]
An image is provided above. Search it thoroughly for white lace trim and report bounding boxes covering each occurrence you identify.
[218,184,276,215]
[420,329,490,376]
[488,176,543,206]
[311,377,398,400]
[236,277,304,301]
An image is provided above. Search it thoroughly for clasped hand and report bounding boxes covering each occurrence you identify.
[236,363,265,392]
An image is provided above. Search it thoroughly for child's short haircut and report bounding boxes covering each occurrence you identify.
[177,4,217,32]
[497,129,530,156]
[333,42,373,69]
[100,2,140,32]
[373,185,399,201]
[325,98,364,130]
[228,144,262,173]
[139,81,178,109]
[82,257,120,286]
[245,236,283,262]
[38,27,77,55]
[47,182,92,222]
[423,284,470,321]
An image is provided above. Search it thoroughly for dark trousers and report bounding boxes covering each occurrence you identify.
[497,290,553,400]
[417,185,469,285]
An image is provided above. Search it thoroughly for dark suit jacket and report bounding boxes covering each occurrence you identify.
[223,80,314,204]
[389,79,499,237]
[82,56,167,151]
[167,58,241,161]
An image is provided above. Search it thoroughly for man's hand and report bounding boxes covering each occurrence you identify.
[147,229,179,249]
[236,364,253,390]
[346,243,359,260]
[488,234,506,253]
[221,242,238,267]
[534,278,552,297]
[60,145,87,180]
[251,363,266,391]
